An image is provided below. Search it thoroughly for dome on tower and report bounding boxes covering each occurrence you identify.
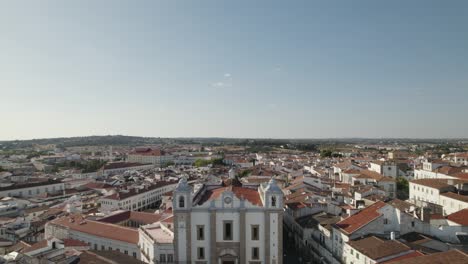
[175,177,191,192]
[229,167,236,179]
[264,178,282,193]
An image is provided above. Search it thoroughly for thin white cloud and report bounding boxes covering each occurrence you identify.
[212,82,231,87]
[268,103,278,109]
[224,73,231,78]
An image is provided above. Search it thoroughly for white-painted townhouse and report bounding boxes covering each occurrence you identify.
[127,148,174,167]
[101,162,155,176]
[139,214,175,264]
[0,179,65,198]
[45,214,141,259]
[99,180,178,212]
[343,236,418,264]
[332,201,427,262]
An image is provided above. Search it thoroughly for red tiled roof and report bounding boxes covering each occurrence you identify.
[23,240,47,253]
[62,238,89,247]
[103,180,177,200]
[430,214,444,220]
[84,182,113,189]
[410,179,454,190]
[440,192,468,203]
[162,215,174,224]
[435,166,464,175]
[98,211,163,225]
[389,249,468,264]
[380,251,424,263]
[129,148,164,156]
[7,241,31,253]
[49,215,139,244]
[347,236,411,260]
[285,194,310,205]
[447,209,468,226]
[451,172,468,180]
[103,162,150,170]
[355,170,384,180]
[287,202,308,209]
[197,186,263,206]
[335,201,386,234]
[343,169,361,174]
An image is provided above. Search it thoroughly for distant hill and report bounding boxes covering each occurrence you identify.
[0,135,466,150]
[0,135,166,149]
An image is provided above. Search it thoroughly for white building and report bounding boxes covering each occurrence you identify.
[173,177,283,264]
[45,215,140,259]
[100,180,178,212]
[0,180,65,198]
[127,148,174,167]
[100,162,155,176]
[413,159,455,180]
[344,236,417,264]
[408,178,468,215]
[439,192,468,215]
[139,215,175,264]
[332,201,427,262]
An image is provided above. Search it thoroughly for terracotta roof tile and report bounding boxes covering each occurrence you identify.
[62,238,89,247]
[197,186,263,206]
[103,180,177,200]
[129,148,164,156]
[103,162,151,170]
[440,192,468,203]
[389,249,468,264]
[347,236,411,260]
[23,240,47,253]
[98,211,163,225]
[380,251,425,263]
[335,201,386,234]
[49,215,138,244]
[447,209,468,226]
[410,179,454,190]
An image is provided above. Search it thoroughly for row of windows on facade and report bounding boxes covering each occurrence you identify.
[196,247,260,260]
[102,193,164,206]
[8,185,62,196]
[414,185,435,195]
[196,224,260,241]
[158,254,174,263]
[92,243,137,258]
[178,196,278,208]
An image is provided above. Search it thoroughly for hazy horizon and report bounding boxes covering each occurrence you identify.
[2,1,468,140]
[2,134,467,142]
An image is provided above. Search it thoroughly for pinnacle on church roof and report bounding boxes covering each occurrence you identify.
[175,177,191,192]
[265,178,282,193]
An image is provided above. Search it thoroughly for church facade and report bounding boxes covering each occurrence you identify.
[173,177,284,264]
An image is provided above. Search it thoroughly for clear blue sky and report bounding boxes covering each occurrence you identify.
[1,1,467,140]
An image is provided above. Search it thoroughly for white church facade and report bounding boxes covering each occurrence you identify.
[173,176,284,264]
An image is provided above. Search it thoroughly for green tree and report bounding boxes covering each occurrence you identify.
[212,158,224,166]
[194,159,212,167]
[396,177,409,200]
[320,149,333,158]
[237,169,252,178]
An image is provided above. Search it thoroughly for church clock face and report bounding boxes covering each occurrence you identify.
[224,197,232,204]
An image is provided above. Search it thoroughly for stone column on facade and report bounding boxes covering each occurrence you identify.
[265,211,270,264]
[278,210,284,264]
[210,210,217,264]
[173,214,179,262]
[186,212,192,261]
[240,208,246,264]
